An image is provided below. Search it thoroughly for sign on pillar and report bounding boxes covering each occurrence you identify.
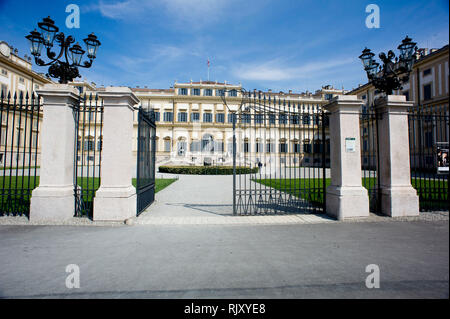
[324,95,370,220]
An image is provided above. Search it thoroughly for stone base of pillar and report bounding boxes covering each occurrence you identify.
[380,186,419,217]
[326,186,370,220]
[30,186,74,222]
[93,186,136,221]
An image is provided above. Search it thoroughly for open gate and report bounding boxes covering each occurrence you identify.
[136,107,156,216]
[224,90,329,215]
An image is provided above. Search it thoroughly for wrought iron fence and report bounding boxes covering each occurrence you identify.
[360,104,381,213]
[408,104,449,211]
[0,91,41,217]
[73,93,103,218]
[232,92,329,215]
[136,107,156,215]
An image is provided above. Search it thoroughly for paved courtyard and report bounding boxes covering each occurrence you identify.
[0,220,448,298]
[137,173,334,225]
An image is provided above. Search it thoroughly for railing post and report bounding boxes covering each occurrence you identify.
[93,87,139,221]
[324,95,370,220]
[374,95,419,217]
[30,84,79,221]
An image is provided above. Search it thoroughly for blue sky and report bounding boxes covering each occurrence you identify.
[0,0,448,92]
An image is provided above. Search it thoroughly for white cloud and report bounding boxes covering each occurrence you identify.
[234,57,357,81]
[85,0,238,28]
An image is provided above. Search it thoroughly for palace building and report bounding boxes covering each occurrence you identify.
[129,81,346,168]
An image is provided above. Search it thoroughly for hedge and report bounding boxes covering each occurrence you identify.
[158,166,259,175]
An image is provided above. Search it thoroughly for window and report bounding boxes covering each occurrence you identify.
[241,113,251,124]
[229,90,237,97]
[256,142,263,153]
[154,112,160,122]
[216,89,225,97]
[423,68,431,76]
[216,113,225,123]
[191,112,200,122]
[164,139,171,152]
[361,95,367,100]
[87,156,94,162]
[266,142,275,153]
[97,138,102,151]
[163,112,173,122]
[204,89,212,96]
[1,128,6,146]
[302,114,310,125]
[192,88,200,96]
[279,143,287,153]
[313,142,323,153]
[228,113,236,123]
[1,69,7,76]
[32,133,38,148]
[84,139,94,151]
[19,77,25,84]
[290,115,299,124]
[177,141,187,155]
[77,86,83,94]
[203,113,213,123]
[178,112,187,122]
[254,113,263,124]
[179,88,188,95]
[363,140,368,152]
[243,141,249,153]
[293,143,300,153]
[303,143,312,153]
[279,114,287,125]
[1,84,8,97]
[423,84,432,101]
[325,94,333,100]
[268,114,276,125]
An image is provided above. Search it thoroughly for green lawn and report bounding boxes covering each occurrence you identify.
[0,176,177,201]
[254,177,448,207]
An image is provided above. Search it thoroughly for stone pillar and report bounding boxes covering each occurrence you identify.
[374,95,419,217]
[30,84,79,221]
[324,95,370,220]
[93,87,140,221]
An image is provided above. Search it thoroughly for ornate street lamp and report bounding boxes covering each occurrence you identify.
[359,36,417,95]
[26,16,101,84]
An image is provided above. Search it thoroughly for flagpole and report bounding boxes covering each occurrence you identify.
[207,58,210,81]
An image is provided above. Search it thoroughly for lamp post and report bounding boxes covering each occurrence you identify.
[26,16,101,84]
[359,36,417,95]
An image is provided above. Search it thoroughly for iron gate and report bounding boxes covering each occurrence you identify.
[73,93,103,218]
[408,104,449,211]
[0,91,42,217]
[136,107,156,215]
[225,91,329,215]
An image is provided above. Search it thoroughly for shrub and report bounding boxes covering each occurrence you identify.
[158,166,259,175]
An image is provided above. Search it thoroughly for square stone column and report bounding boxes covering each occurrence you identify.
[374,95,419,217]
[93,87,140,221]
[324,95,370,220]
[30,84,79,221]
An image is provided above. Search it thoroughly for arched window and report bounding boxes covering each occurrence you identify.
[163,137,171,152]
[202,134,214,153]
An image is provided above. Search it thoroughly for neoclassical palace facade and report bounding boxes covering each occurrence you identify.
[129,81,346,167]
